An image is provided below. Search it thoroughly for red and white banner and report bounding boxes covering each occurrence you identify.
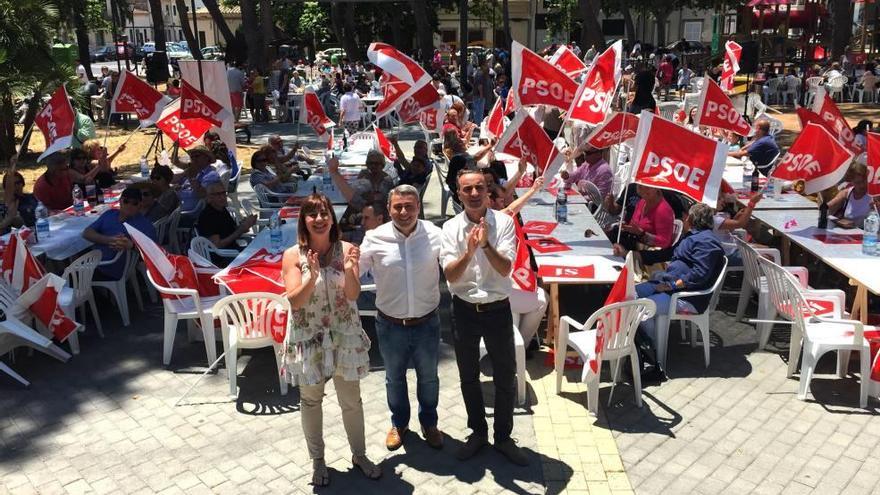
[215,248,285,295]
[511,41,578,111]
[494,109,566,182]
[584,112,639,149]
[300,88,335,138]
[720,41,742,91]
[694,77,752,136]
[155,100,213,148]
[811,87,860,152]
[771,123,854,195]
[1,231,45,293]
[124,224,217,298]
[483,97,506,139]
[419,106,444,134]
[510,216,537,293]
[110,71,171,126]
[795,106,825,131]
[866,132,880,196]
[374,126,396,161]
[584,252,635,382]
[180,80,231,127]
[549,44,587,76]
[373,72,412,119]
[16,273,80,342]
[34,86,75,161]
[367,42,431,88]
[505,88,517,115]
[631,110,728,208]
[397,82,441,124]
[565,41,623,126]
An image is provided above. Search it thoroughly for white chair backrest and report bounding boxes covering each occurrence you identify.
[671,219,684,245]
[658,101,680,121]
[253,183,285,208]
[579,180,603,208]
[785,76,800,91]
[241,198,258,218]
[768,78,782,91]
[828,75,848,89]
[757,255,811,335]
[588,299,657,355]
[213,293,291,343]
[734,237,762,293]
[691,77,704,92]
[62,250,102,302]
[153,209,176,247]
[190,236,216,261]
[806,76,824,89]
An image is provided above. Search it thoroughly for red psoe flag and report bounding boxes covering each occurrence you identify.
[720,41,742,91]
[180,80,231,127]
[419,106,444,134]
[694,77,752,136]
[396,82,441,124]
[566,41,623,126]
[631,111,728,208]
[155,100,213,148]
[511,41,579,111]
[771,123,854,195]
[373,72,412,119]
[505,88,517,114]
[549,44,587,76]
[584,252,636,381]
[866,132,880,196]
[811,87,860,153]
[584,112,640,149]
[510,217,537,293]
[300,89,336,138]
[34,85,76,161]
[110,71,171,126]
[483,97,506,139]
[374,126,396,161]
[494,109,566,182]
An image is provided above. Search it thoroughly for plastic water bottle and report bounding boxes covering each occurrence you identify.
[773,179,784,200]
[139,155,149,178]
[35,202,49,241]
[742,161,754,191]
[863,210,879,256]
[269,210,283,253]
[765,177,775,197]
[72,185,84,216]
[555,189,568,223]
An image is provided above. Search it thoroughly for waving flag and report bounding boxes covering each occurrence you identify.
[720,41,742,91]
[549,44,587,76]
[215,248,285,295]
[866,132,880,196]
[15,273,80,342]
[34,86,76,161]
[374,126,396,161]
[300,88,335,138]
[505,88,517,114]
[510,217,537,293]
[180,80,231,127]
[566,41,623,126]
[631,111,728,208]
[419,106,444,134]
[795,106,824,131]
[584,252,636,381]
[770,123,854,195]
[811,88,860,152]
[495,109,565,181]
[1,231,45,293]
[155,100,213,148]
[396,82,441,124]
[584,112,639,149]
[694,77,752,136]
[110,71,171,126]
[373,72,412,119]
[483,97,507,139]
[368,42,431,118]
[511,41,578,111]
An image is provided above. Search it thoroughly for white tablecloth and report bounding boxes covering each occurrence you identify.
[30,206,116,260]
[723,164,817,211]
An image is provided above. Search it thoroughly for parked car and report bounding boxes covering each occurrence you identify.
[90,45,115,62]
[166,43,191,60]
[666,40,708,55]
[142,42,156,54]
[201,46,225,60]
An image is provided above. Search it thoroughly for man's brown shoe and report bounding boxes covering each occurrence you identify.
[422,426,444,449]
[386,426,407,451]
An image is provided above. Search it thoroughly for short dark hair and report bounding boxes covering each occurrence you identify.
[150,164,174,183]
[364,201,388,222]
[297,193,341,248]
[120,186,143,202]
[343,82,353,93]
[204,131,220,142]
[456,167,486,187]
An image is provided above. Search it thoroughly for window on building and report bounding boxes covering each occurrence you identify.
[724,14,737,35]
[441,29,456,43]
[468,29,483,43]
[602,19,625,36]
[172,5,176,15]
[178,30,183,41]
[683,20,702,41]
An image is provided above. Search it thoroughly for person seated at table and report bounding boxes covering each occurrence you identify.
[129,181,162,222]
[34,152,76,211]
[68,148,111,188]
[267,136,312,180]
[724,131,743,152]
[727,120,779,176]
[562,147,613,198]
[268,134,315,167]
[0,170,38,234]
[197,182,257,266]
[634,203,726,379]
[824,62,843,80]
[389,137,431,188]
[828,164,873,228]
[175,145,220,213]
[611,184,675,256]
[83,187,156,280]
[249,149,295,193]
[711,191,762,266]
[328,151,395,211]
[148,164,180,221]
[81,139,121,188]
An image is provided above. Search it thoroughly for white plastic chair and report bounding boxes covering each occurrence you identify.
[656,256,729,369]
[60,250,103,341]
[241,198,272,232]
[758,256,872,407]
[804,76,825,107]
[212,293,289,397]
[689,77,704,93]
[153,210,175,249]
[764,78,782,104]
[92,249,144,327]
[555,299,657,415]
[144,270,222,367]
[479,318,527,405]
[854,75,878,103]
[779,77,800,106]
[190,236,240,264]
[164,207,183,253]
[253,183,296,209]
[0,313,71,387]
[826,75,848,102]
[671,219,684,246]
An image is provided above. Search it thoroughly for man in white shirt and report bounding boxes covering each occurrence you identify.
[75,59,90,85]
[338,82,362,135]
[226,62,247,121]
[359,185,444,452]
[440,169,528,466]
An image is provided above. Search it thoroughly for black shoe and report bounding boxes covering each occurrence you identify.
[456,434,488,460]
[494,438,529,466]
[640,364,667,383]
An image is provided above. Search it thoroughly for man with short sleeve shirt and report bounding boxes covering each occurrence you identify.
[440,169,528,466]
[728,119,779,176]
[359,185,444,452]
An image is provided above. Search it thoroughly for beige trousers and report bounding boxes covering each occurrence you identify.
[299,375,366,460]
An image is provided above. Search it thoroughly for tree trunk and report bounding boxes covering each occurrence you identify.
[259,0,274,70]
[240,0,264,68]
[830,0,851,61]
[341,3,361,60]
[147,0,167,52]
[654,10,668,47]
[620,0,636,46]
[201,0,236,46]
[330,1,345,58]
[0,92,16,163]
[411,0,435,64]
[19,91,44,154]
[579,0,606,51]
[71,1,94,79]
[390,7,406,51]
[175,0,202,60]
[502,0,511,50]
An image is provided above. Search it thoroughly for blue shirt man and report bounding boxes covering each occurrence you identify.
[83,187,156,280]
[728,120,780,175]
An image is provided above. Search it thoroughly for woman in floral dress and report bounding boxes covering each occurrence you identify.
[281,193,381,486]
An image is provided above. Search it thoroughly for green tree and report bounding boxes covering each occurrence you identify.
[543,0,578,43]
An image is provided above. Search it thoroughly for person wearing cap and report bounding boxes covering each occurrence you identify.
[197,182,256,265]
[33,152,75,211]
[176,145,220,212]
[83,187,156,280]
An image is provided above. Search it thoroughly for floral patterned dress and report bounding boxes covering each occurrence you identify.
[281,242,371,386]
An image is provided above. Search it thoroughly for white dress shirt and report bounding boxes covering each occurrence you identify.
[441,209,516,304]
[339,92,362,122]
[359,220,442,319]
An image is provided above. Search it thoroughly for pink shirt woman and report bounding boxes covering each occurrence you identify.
[628,185,675,248]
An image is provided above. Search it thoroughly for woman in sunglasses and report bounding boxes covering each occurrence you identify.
[0,170,38,234]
